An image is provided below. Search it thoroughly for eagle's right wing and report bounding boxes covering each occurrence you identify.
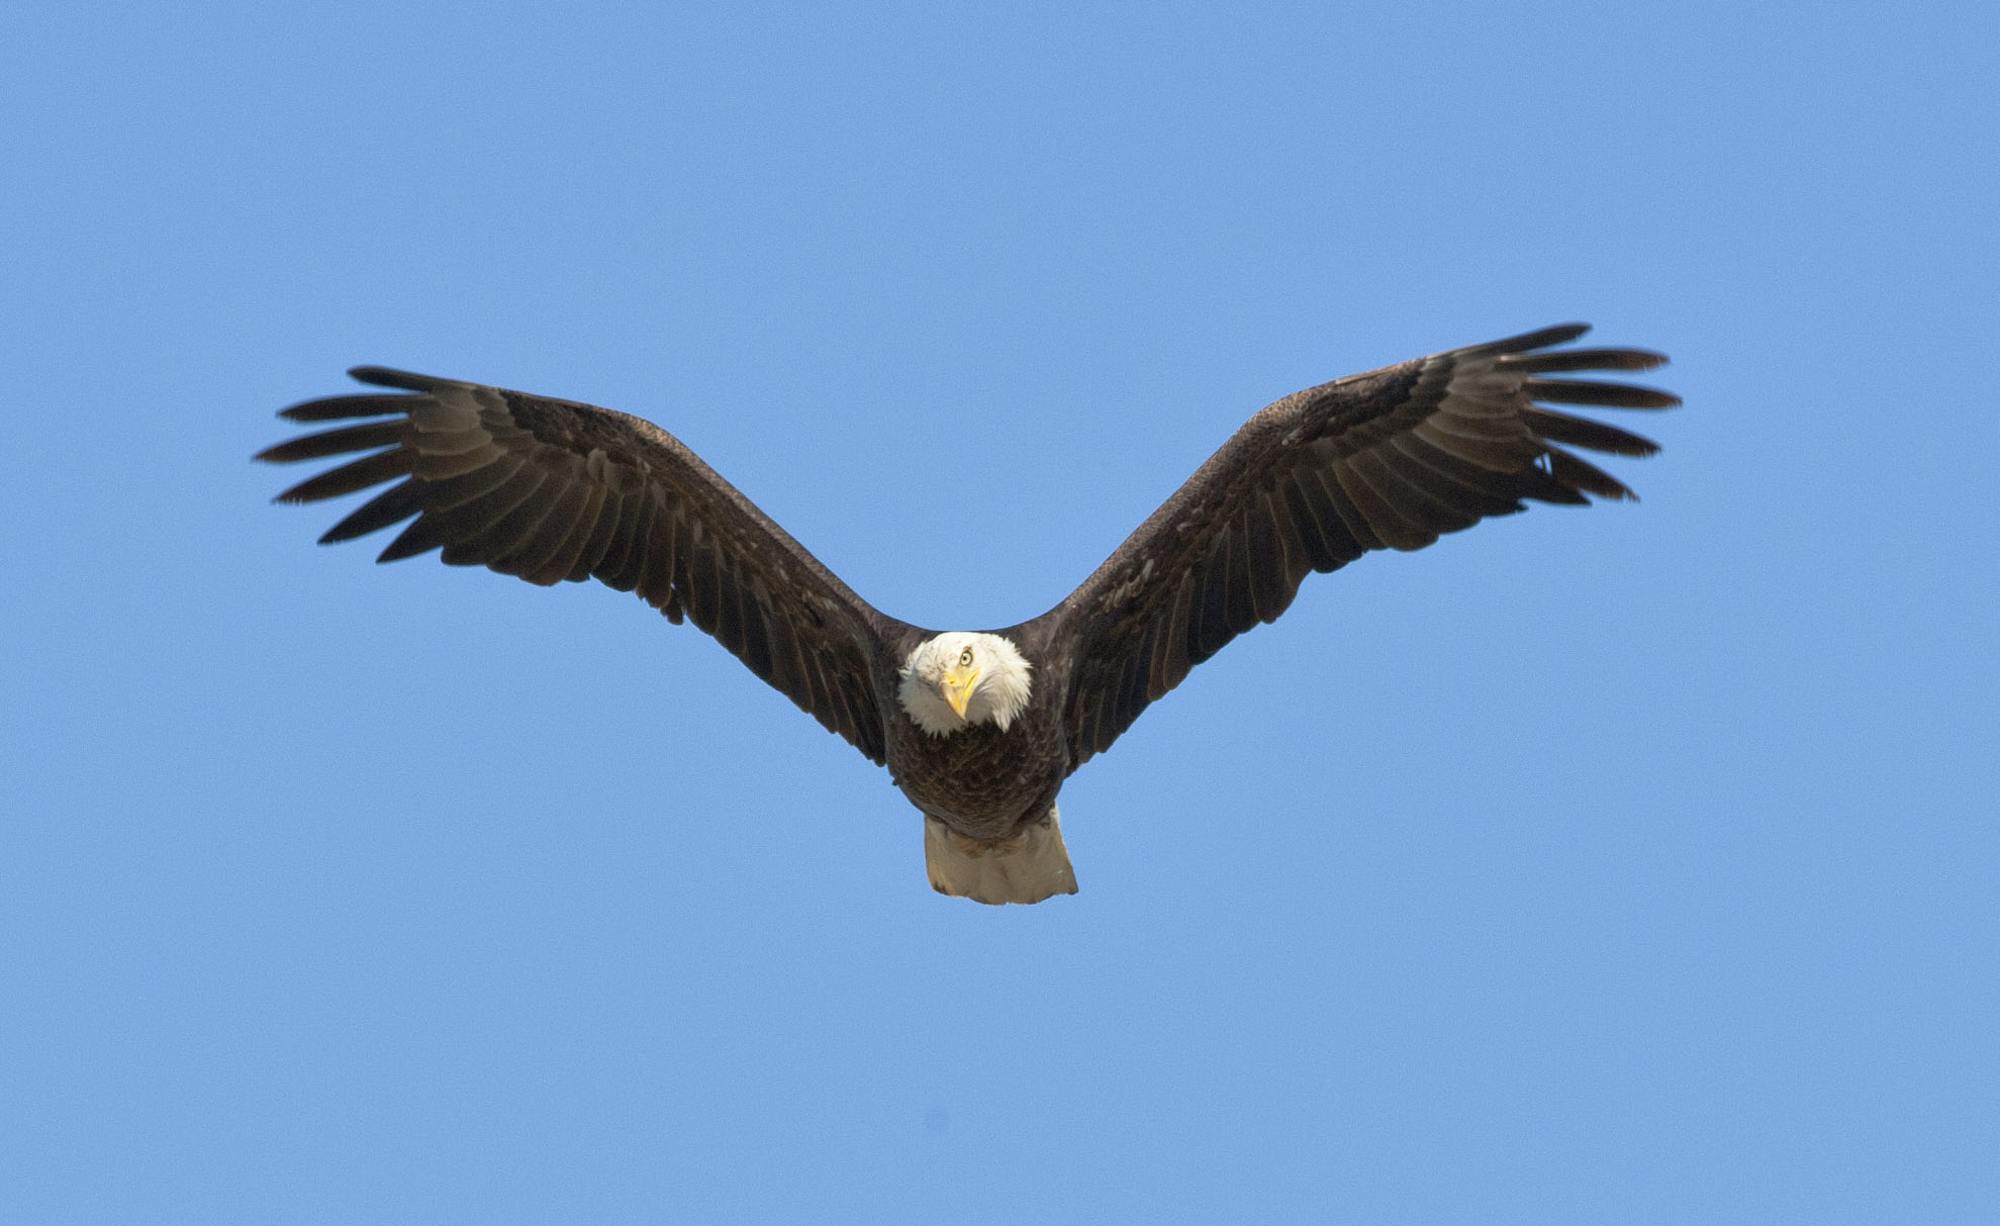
[259,368,906,764]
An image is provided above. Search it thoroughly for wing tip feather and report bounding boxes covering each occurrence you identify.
[348,365,444,391]
[1527,377,1682,410]
[1477,322,1592,355]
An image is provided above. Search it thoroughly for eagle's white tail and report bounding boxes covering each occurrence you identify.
[924,807,1078,905]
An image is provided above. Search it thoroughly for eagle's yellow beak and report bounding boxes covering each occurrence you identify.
[941,666,981,720]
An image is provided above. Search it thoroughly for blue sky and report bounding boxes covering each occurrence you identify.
[4,1,1995,1220]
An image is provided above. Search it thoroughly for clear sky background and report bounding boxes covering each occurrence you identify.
[4,2,1995,1221]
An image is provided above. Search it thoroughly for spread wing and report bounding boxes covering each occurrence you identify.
[1029,324,1678,769]
[258,368,906,763]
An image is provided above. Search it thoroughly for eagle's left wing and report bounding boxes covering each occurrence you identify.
[1025,324,1677,770]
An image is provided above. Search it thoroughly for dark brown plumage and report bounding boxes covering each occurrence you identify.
[261,323,1676,903]
[262,368,907,764]
[1023,323,1675,769]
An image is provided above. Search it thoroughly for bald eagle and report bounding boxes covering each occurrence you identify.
[260,324,1675,904]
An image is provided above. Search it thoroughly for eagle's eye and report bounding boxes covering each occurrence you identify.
[958,647,974,668]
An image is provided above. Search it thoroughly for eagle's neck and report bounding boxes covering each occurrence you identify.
[897,632,1033,737]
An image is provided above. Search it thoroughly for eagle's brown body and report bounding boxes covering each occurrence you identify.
[881,630,1070,843]
[261,324,1676,902]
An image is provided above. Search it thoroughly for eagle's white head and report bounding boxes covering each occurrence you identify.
[897,632,1033,737]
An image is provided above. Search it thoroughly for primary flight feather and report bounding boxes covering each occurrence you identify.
[260,323,1676,903]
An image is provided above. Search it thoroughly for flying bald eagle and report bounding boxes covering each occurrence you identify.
[261,324,1675,904]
